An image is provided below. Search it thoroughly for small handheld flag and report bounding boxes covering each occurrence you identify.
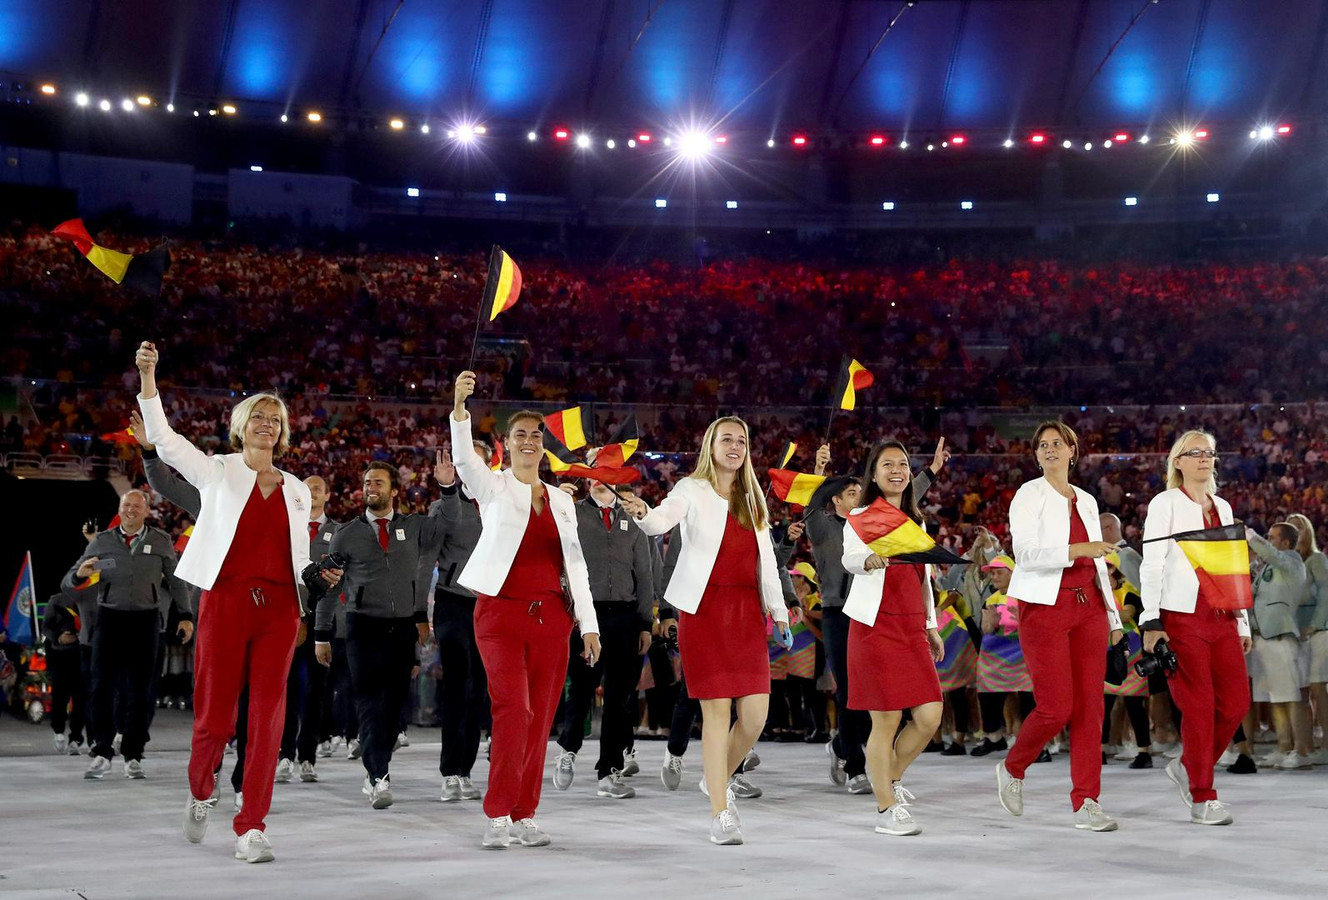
[52,219,170,294]
[834,357,875,411]
[174,525,194,554]
[490,439,505,472]
[847,498,968,565]
[543,430,580,473]
[100,427,138,445]
[483,245,523,322]
[767,469,826,507]
[4,552,37,645]
[544,407,589,451]
[592,415,639,469]
[779,442,798,469]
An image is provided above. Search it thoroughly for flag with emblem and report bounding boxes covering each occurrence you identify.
[4,552,36,645]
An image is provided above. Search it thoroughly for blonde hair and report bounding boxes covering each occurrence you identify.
[1165,429,1217,496]
[229,393,292,456]
[690,416,769,531]
[1286,513,1319,559]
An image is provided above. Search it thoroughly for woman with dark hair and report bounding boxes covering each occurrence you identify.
[840,440,945,836]
[995,421,1123,832]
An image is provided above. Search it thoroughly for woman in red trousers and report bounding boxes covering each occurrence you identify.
[841,441,946,836]
[996,421,1123,832]
[449,371,600,850]
[135,342,340,863]
[1139,429,1252,825]
[621,417,790,846]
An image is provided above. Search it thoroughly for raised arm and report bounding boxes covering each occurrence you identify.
[449,372,504,505]
[134,342,221,488]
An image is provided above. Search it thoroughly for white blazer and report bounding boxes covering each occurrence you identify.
[137,394,312,604]
[841,511,938,629]
[635,477,788,623]
[449,415,598,636]
[1006,477,1122,631]
[1139,488,1250,637]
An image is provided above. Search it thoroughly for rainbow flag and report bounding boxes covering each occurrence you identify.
[483,245,523,321]
[52,219,170,293]
[833,357,874,411]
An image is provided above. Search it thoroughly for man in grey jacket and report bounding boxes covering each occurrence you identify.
[552,477,655,800]
[429,445,488,802]
[1246,523,1312,768]
[63,489,193,781]
[1100,513,1143,590]
[314,461,448,809]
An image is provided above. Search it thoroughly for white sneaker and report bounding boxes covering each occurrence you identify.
[621,748,640,777]
[1253,728,1275,744]
[743,750,761,771]
[1164,743,1183,760]
[1048,739,1064,756]
[112,733,122,754]
[709,809,743,845]
[1215,747,1239,767]
[482,815,512,849]
[1276,751,1312,770]
[370,776,393,809]
[596,770,636,799]
[1191,799,1233,826]
[996,762,1023,817]
[183,795,216,843]
[317,741,333,759]
[67,740,84,757]
[458,776,482,800]
[508,817,551,847]
[299,760,318,783]
[729,773,763,799]
[875,803,921,835]
[275,758,295,784]
[847,774,873,795]
[552,750,576,791]
[1113,741,1139,762]
[84,756,111,780]
[441,776,463,802]
[1073,799,1118,832]
[346,738,362,760]
[124,759,145,779]
[1151,740,1177,755]
[396,731,410,749]
[1256,750,1287,768]
[234,792,243,813]
[892,783,916,808]
[234,829,275,864]
[1101,743,1120,758]
[53,733,69,754]
[661,752,684,791]
[1306,748,1328,766]
[1165,757,1192,806]
[698,779,741,826]
[826,741,847,786]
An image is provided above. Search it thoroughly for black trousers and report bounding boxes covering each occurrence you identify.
[433,591,489,778]
[947,688,971,735]
[47,648,86,742]
[325,637,357,741]
[89,608,159,761]
[346,613,418,782]
[822,607,871,777]
[979,691,1036,735]
[1103,694,1151,746]
[280,631,326,763]
[144,635,166,729]
[231,688,250,794]
[557,606,644,780]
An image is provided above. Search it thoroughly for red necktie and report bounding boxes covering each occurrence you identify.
[376,518,390,552]
[602,507,613,532]
[309,521,320,542]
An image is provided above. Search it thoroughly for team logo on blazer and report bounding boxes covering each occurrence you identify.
[293,496,305,511]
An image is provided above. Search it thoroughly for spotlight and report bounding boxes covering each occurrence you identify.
[941,141,949,148]
[1002,139,1014,148]
[654,198,667,209]
[899,140,909,150]
[1175,132,1193,147]
[791,135,808,146]
[307,111,322,123]
[663,137,672,147]
[714,136,727,144]
[1113,132,1130,143]
[136,95,151,106]
[766,139,775,148]
[1124,197,1138,206]
[726,200,738,209]
[473,125,486,135]
[75,92,89,107]
[1084,142,1093,151]
[575,133,591,149]
[420,124,430,134]
[222,104,236,115]
[677,132,711,158]
[1206,192,1220,203]
[455,125,476,142]
[1138,134,1150,144]
[1193,129,1209,140]
[193,110,200,117]
[249,165,263,172]
[1062,139,1072,149]
[166,103,175,113]
[1103,140,1113,148]
[389,118,404,130]
[882,201,895,211]
[627,139,636,148]
[960,200,974,210]
[495,192,507,202]
[926,144,934,152]
[121,98,135,112]
[528,131,538,141]
[209,108,218,116]
[606,139,616,149]
[406,187,420,198]
[40,84,56,95]
[1029,133,1047,144]
[98,99,111,111]
[554,128,569,141]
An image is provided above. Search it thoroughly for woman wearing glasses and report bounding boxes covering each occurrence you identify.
[1138,430,1251,825]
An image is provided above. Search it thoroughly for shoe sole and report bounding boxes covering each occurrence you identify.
[709,836,744,845]
[995,765,1023,817]
[846,785,872,795]
[596,790,636,799]
[236,850,275,863]
[875,826,922,836]
[372,794,394,809]
[481,840,510,850]
[1191,816,1233,826]
[275,777,291,784]
[300,775,318,783]
[85,772,106,780]
[126,773,146,780]
[515,837,552,847]
[440,793,463,802]
[1074,822,1119,832]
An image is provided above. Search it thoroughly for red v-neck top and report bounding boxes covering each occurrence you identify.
[217,481,293,587]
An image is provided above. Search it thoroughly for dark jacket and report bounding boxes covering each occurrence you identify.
[42,594,82,652]
[61,526,192,631]
[429,483,483,598]
[576,498,655,628]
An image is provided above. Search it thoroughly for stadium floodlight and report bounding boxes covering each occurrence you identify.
[389,118,404,130]
[1206,193,1220,203]
[99,99,112,111]
[406,187,420,198]
[121,98,135,112]
[1124,197,1138,206]
[41,84,57,95]
[960,200,974,210]
[575,134,592,149]
[495,192,507,202]
[75,92,89,107]
[307,111,322,122]
[677,132,712,159]
[882,201,895,211]
[654,198,667,209]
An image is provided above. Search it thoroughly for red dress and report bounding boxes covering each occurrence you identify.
[847,563,941,711]
[677,513,770,699]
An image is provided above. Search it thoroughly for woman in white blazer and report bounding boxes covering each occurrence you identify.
[620,416,789,847]
[840,440,945,837]
[135,342,340,864]
[995,421,1123,833]
[1139,429,1251,826]
[450,371,600,851]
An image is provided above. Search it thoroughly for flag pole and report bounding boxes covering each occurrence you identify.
[467,244,503,373]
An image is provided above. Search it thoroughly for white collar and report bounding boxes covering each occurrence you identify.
[366,510,394,524]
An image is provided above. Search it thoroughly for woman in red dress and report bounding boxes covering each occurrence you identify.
[621,417,789,846]
[841,440,945,836]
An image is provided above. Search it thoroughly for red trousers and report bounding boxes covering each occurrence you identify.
[474,595,573,820]
[187,579,299,835]
[1162,606,1250,803]
[1006,592,1108,810]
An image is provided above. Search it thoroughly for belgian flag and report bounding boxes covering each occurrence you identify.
[1170,524,1253,611]
[779,442,798,469]
[52,219,170,293]
[483,245,523,321]
[767,469,825,507]
[543,430,579,473]
[834,357,875,411]
[847,497,967,565]
[100,427,138,445]
[592,415,639,468]
[489,439,504,471]
[545,407,589,451]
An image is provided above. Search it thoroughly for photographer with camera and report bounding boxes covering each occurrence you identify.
[1139,430,1251,826]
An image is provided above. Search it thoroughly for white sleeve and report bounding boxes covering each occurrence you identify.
[1009,486,1072,572]
[137,394,222,488]
[1139,494,1171,626]
[449,415,504,506]
[636,480,694,537]
[841,515,875,575]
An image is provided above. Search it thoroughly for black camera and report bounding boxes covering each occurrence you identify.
[1134,639,1178,678]
[314,552,348,575]
[303,552,348,593]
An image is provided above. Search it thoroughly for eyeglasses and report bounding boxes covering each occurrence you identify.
[1177,449,1218,460]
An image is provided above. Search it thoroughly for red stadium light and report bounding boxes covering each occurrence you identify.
[554,128,570,141]
[1113,132,1130,143]
[950,134,966,145]
[1193,128,1209,141]
[792,134,808,146]
[1028,133,1047,145]
[637,133,652,143]
[714,135,728,144]
[1276,124,1292,135]
[869,135,887,146]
